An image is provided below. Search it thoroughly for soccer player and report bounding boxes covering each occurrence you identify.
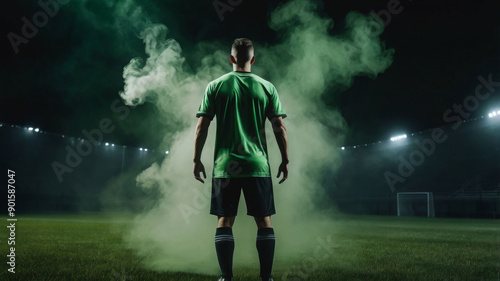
[193,38,289,281]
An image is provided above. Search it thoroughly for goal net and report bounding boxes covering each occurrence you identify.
[397,192,435,217]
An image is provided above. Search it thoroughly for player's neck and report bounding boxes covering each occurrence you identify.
[233,65,251,73]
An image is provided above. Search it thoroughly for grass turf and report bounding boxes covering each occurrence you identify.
[0,214,498,281]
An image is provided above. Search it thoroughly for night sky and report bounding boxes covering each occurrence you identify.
[2,0,500,148]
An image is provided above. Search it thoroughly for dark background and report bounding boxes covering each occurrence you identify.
[1,0,500,147]
[1,0,499,217]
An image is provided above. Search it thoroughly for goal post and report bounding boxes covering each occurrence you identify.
[397,192,435,217]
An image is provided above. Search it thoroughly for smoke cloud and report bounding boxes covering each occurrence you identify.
[116,0,394,275]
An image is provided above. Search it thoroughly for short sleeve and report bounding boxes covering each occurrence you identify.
[266,86,287,120]
[196,83,215,120]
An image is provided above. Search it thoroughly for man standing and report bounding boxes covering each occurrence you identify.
[193,38,289,281]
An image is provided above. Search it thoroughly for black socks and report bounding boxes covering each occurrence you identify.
[215,227,275,280]
[215,227,235,279]
[256,227,275,280]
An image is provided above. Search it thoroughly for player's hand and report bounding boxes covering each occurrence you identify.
[193,161,206,183]
[277,161,288,184]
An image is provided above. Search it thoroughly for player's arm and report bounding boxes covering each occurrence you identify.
[271,116,289,184]
[193,116,211,183]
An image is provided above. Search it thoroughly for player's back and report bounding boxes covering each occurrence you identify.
[197,71,285,178]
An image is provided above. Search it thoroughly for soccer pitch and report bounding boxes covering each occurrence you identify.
[0,214,498,281]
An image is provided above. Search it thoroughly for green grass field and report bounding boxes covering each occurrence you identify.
[0,214,498,281]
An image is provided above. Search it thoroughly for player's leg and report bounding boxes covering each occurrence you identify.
[254,217,275,281]
[254,216,272,229]
[218,216,235,227]
[242,177,276,281]
[210,178,241,281]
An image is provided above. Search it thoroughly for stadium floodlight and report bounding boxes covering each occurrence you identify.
[397,192,435,217]
[105,142,109,146]
[341,147,345,150]
[165,150,169,154]
[390,134,407,142]
[111,144,115,147]
[144,148,148,151]
[34,128,39,132]
[139,148,143,151]
[28,127,33,131]
[488,110,499,118]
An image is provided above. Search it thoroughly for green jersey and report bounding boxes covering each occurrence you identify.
[196,71,286,178]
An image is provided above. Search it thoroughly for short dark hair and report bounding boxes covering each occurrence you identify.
[231,38,254,67]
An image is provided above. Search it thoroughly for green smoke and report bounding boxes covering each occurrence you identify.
[116,0,393,275]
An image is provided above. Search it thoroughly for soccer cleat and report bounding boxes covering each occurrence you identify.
[218,278,234,281]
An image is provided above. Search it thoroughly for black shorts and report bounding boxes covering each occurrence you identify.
[210,177,276,217]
